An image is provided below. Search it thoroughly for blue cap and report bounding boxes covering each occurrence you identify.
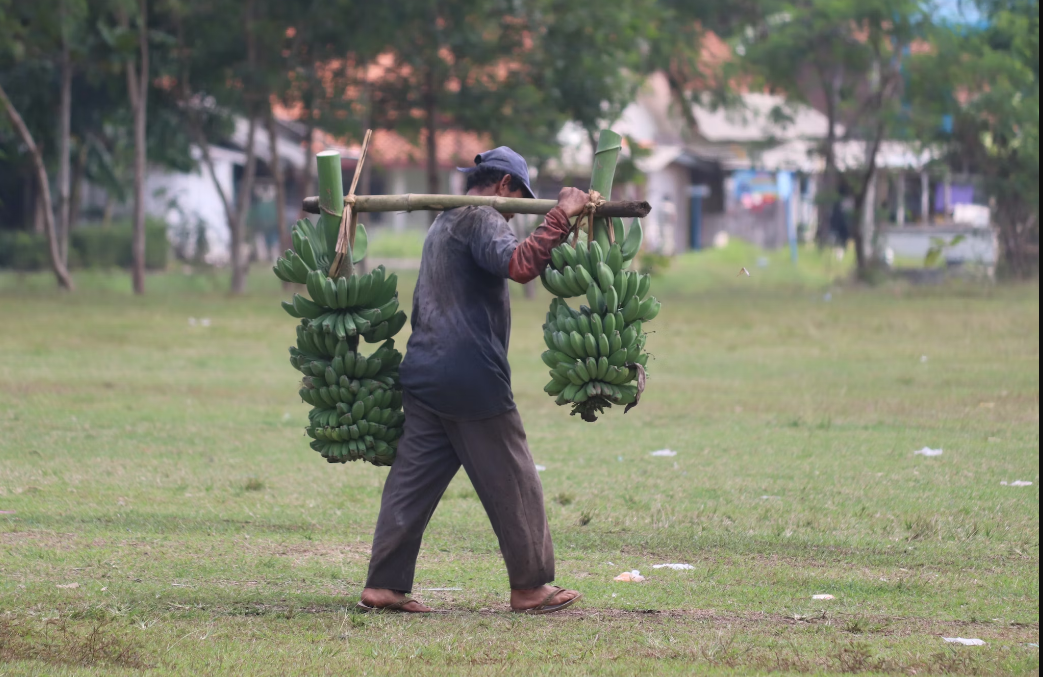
[457,146,535,198]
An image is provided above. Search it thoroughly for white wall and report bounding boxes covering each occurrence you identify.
[145,145,241,264]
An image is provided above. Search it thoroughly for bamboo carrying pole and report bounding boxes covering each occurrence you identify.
[301,194,650,218]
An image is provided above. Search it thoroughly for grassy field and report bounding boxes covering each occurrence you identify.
[0,245,1038,675]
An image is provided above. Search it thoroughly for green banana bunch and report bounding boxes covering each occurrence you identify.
[539,222,660,422]
[272,218,370,284]
[539,217,644,299]
[275,218,406,467]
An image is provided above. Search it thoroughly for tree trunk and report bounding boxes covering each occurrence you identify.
[815,66,843,247]
[424,65,438,225]
[849,122,886,278]
[128,0,149,295]
[69,140,88,230]
[57,39,73,266]
[231,115,259,294]
[0,83,74,290]
[266,110,291,287]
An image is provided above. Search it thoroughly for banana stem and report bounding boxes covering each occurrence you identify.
[588,130,623,244]
[316,151,349,276]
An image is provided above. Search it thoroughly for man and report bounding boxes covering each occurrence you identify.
[358,147,588,614]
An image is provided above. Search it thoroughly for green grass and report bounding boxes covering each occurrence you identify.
[0,247,1038,675]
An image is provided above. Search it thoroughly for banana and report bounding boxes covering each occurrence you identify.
[573,359,591,382]
[575,264,595,292]
[597,334,610,358]
[545,379,567,396]
[292,294,325,319]
[562,383,581,401]
[324,277,339,308]
[289,251,310,282]
[373,273,398,306]
[585,283,601,315]
[621,295,641,323]
[347,274,360,306]
[624,271,639,301]
[593,224,611,255]
[375,297,399,323]
[585,357,598,380]
[569,331,586,358]
[352,355,369,378]
[607,243,623,274]
[602,312,616,334]
[281,301,302,318]
[604,286,619,314]
[607,348,627,367]
[357,274,373,307]
[583,333,597,359]
[559,242,578,268]
[550,247,564,271]
[596,262,615,295]
[273,264,291,283]
[544,328,556,352]
[620,324,638,349]
[305,271,327,306]
[574,241,590,273]
[352,312,371,335]
[612,217,625,245]
[576,314,591,336]
[588,240,604,268]
[636,273,651,300]
[336,276,349,307]
[563,267,584,296]
[621,218,643,260]
[613,270,627,301]
[609,331,622,354]
[590,313,603,340]
[636,297,655,320]
[541,351,558,368]
[554,332,577,359]
[642,299,661,321]
[596,356,609,380]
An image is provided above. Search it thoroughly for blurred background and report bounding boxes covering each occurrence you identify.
[0,0,1037,293]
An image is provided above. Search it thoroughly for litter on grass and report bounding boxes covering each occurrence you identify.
[56,583,79,589]
[944,638,985,646]
[914,447,944,457]
[614,571,645,582]
[1001,480,1033,487]
[650,449,677,457]
[812,594,835,600]
[0,510,15,514]
[534,465,546,472]
[422,588,462,592]
[652,563,694,570]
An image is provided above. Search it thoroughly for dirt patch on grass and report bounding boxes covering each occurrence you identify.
[0,530,80,550]
[0,616,151,670]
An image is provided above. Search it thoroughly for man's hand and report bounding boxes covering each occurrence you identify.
[556,187,589,218]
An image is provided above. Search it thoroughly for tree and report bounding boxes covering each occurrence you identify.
[910,0,1038,276]
[363,0,528,214]
[736,0,928,277]
[0,0,84,289]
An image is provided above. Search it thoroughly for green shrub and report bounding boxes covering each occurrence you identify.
[0,221,168,271]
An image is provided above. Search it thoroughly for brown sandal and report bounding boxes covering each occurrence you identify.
[355,597,428,613]
[511,586,583,615]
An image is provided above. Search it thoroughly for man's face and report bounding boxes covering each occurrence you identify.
[495,174,525,221]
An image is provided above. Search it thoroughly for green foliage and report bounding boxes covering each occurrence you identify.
[910,0,1038,276]
[0,221,167,270]
[924,234,967,268]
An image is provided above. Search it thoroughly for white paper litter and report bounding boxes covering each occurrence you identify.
[920,355,929,363]
[1027,643,1038,648]
[421,588,462,591]
[534,464,546,472]
[614,570,645,582]
[812,594,835,600]
[652,563,694,570]
[56,583,79,589]
[944,637,985,646]
[914,447,944,457]
[650,449,677,457]
[1001,480,1033,487]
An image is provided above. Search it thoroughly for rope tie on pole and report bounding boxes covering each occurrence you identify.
[328,130,372,277]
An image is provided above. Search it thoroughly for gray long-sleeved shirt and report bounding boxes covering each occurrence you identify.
[399,206,519,420]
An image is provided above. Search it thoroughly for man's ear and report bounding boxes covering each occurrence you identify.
[498,174,513,196]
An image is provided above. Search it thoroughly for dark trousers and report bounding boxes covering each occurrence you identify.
[365,392,555,592]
